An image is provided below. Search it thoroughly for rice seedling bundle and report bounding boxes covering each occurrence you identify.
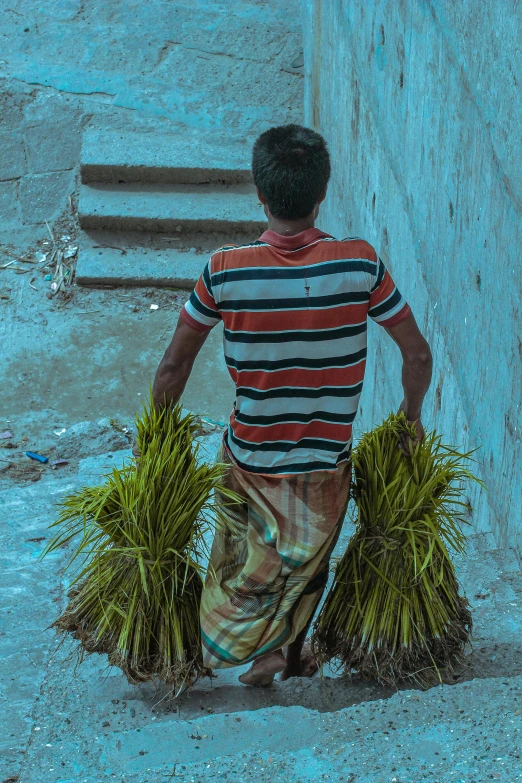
[45,400,237,690]
[312,413,482,687]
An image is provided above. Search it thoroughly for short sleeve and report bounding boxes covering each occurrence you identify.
[181,258,222,333]
[368,257,411,327]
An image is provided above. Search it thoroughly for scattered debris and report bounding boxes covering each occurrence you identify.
[25,451,49,464]
[26,536,46,543]
[45,220,54,242]
[51,459,69,469]
[0,430,13,439]
[150,304,159,310]
[41,234,78,298]
[197,416,226,434]
[54,428,67,436]
[0,245,37,265]
[109,419,131,436]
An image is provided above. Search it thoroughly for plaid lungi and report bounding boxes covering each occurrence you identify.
[200,446,351,669]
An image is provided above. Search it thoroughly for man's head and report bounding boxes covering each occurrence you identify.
[252,124,330,221]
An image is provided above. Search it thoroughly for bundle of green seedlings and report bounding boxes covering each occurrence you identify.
[45,399,237,691]
[312,412,482,688]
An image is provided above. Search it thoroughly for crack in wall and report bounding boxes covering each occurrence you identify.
[13,76,117,100]
[155,38,290,67]
[0,167,75,184]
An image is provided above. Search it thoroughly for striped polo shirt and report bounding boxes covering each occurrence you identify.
[181,228,411,476]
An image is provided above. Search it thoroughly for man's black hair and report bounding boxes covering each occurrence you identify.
[252,124,331,220]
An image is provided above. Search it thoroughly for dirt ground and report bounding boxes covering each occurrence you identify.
[0,220,235,489]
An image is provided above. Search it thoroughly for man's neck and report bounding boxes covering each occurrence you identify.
[266,216,316,236]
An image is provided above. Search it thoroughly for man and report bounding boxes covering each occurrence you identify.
[151,124,432,686]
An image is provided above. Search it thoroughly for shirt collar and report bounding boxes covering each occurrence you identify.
[258,227,332,250]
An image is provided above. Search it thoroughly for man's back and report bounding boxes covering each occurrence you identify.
[182,227,411,475]
[153,123,432,684]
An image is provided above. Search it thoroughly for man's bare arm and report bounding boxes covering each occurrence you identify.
[385,312,433,451]
[152,316,210,409]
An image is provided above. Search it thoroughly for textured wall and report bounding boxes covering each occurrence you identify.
[0,0,303,246]
[302,0,522,555]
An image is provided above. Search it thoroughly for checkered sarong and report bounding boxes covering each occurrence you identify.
[200,446,351,669]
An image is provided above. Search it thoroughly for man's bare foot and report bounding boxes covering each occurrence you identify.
[280,642,318,681]
[238,650,286,687]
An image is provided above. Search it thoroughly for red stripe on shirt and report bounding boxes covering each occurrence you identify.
[228,363,366,390]
[224,303,369,333]
[231,419,353,444]
[179,308,212,333]
[369,269,395,308]
[211,239,378,273]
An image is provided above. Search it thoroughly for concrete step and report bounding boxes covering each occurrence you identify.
[78,183,266,234]
[81,128,253,185]
[76,126,262,287]
[75,242,206,288]
[74,229,259,288]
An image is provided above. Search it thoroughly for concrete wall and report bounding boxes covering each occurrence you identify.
[302,0,522,556]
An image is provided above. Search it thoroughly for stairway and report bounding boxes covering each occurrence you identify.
[3,443,522,783]
[75,127,267,288]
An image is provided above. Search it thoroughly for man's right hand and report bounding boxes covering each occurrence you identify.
[398,401,425,456]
